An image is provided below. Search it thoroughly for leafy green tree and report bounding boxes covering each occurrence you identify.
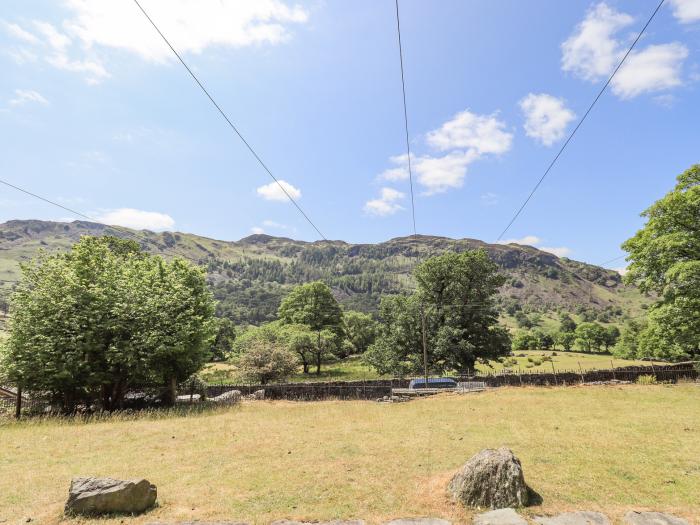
[512,331,539,351]
[343,311,378,356]
[602,325,620,352]
[514,311,532,328]
[278,281,343,374]
[612,319,647,359]
[365,250,510,375]
[575,322,606,352]
[559,313,577,333]
[236,339,298,384]
[622,165,700,360]
[533,329,554,350]
[555,331,576,351]
[278,323,316,374]
[210,317,236,361]
[0,236,216,411]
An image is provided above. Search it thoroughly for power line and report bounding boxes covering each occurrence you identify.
[395,0,418,238]
[496,0,667,241]
[597,254,627,268]
[132,0,326,241]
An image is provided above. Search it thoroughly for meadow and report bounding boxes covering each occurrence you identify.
[199,351,651,384]
[1,384,698,525]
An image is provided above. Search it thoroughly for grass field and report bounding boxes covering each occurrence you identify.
[199,351,652,384]
[1,384,698,525]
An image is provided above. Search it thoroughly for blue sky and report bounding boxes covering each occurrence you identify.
[1,0,699,270]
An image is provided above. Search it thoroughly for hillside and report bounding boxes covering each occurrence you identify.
[0,220,648,329]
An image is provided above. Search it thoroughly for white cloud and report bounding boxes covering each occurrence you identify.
[426,110,513,155]
[95,208,175,230]
[3,1,308,83]
[4,22,40,44]
[498,235,542,246]
[376,110,512,196]
[669,0,700,23]
[62,0,309,62]
[497,235,571,258]
[539,246,572,257]
[364,187,405,217]
[612,266,629,275]
[250,226,265,234]
[562,3,689,100]
[480,192,499,206]
[561,3,634,82]
[256,180,302,202]
[611,43,689,99]
[519,93,575,146]
[9,89,49,106]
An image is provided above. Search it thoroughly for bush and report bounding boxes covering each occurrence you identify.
[636,374,657,385]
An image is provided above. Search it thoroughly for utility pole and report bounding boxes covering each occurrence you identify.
[421,306,429,388]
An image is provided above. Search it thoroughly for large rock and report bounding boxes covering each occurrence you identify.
[474,508,527,525]
[65,477,157,516]
[534,512,610,525]
[210,390,242,404]
[448,448,529,509]
[623,512,689,525]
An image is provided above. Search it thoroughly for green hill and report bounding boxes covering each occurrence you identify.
[0,219,648,329]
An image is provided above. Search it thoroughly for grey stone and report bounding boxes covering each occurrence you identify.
[474,508,527,525]
[253,389,265,400]
[534,512,610,525]
[271,521,365,525]
[210,390,242,404]
[65,477,156,516]
[448,448,529,509]
[623,512,689,525]
[384,518,452,525]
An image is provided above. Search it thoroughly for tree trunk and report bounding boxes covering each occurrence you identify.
[15,385,22,420]
[165,377,177,406]
[316,331,322,375]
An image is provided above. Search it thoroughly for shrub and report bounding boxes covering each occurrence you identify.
[636,374,657,385]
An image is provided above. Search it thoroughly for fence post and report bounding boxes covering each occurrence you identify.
[550,361,558,385]
[15,385,22,420]
[611,360,616,381]
[578,362,584,384]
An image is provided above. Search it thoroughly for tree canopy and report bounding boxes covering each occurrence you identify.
[365,250,510,375]
[0,236,216,410]
[623,164,700,360]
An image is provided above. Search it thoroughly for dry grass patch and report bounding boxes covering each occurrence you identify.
[0,385,698,525]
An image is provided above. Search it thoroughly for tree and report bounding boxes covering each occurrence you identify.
[512,331,539,351]
[559,313,577,333]
[278,282,343,374]
[575,322,606,352]
[555,331,576,351]
[236,339,298,384]
[0,236,216,411]
[602,325,620,352]
[533,329,554,350]
[278,323,316,374]
[365,250,510,375]
[343,311,378,356]
[612,319,647,359]
[210,317,236,361]
[622,165,700,360]
[514,311,532,328]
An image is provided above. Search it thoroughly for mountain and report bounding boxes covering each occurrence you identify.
[0,220,648,330]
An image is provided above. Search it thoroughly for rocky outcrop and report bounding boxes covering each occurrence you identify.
[210,390,242,404]
[65,477,156,516]
[448,448,529,509]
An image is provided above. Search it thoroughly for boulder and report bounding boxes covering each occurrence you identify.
[534,512,610,525]
[65,477,156,516]
[448,448,529,509]
[474,509,527,525]
[623,512,689,525]
[253,389,265,400]
[210,390,242,404]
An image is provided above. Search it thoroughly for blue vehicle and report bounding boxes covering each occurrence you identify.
[408,377,457,390]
